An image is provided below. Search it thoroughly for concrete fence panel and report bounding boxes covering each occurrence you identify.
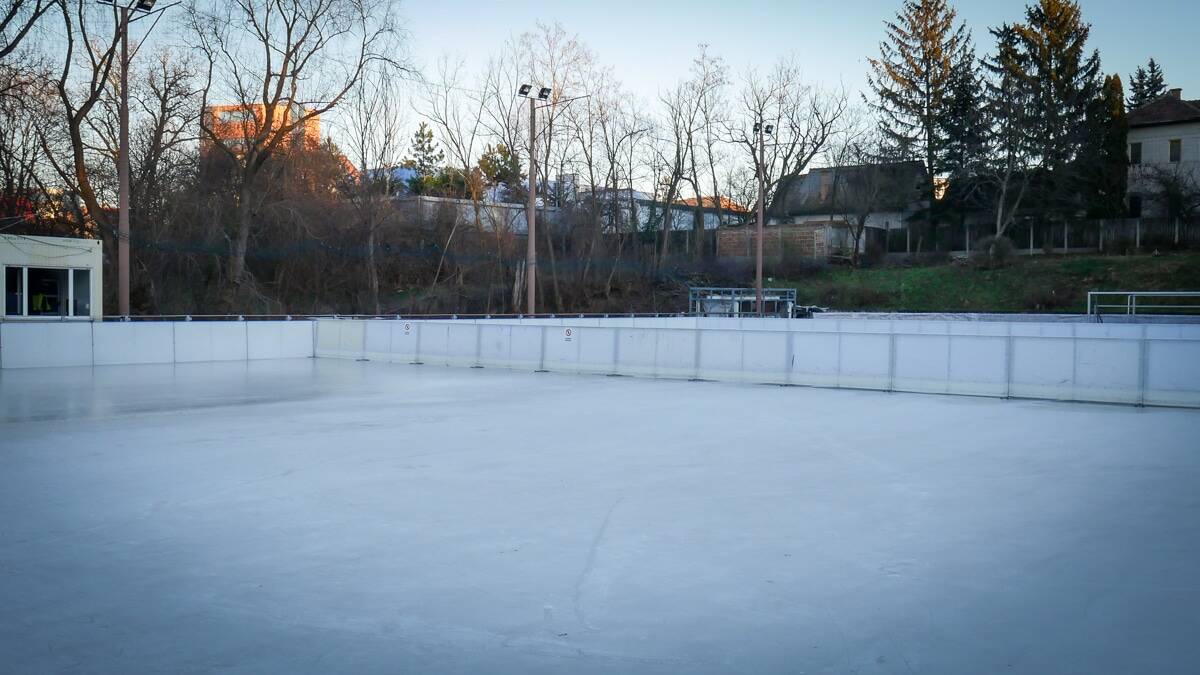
[655,329,698,379]
[741,330,789,384]
[697,329,744,381]
[247,321,314,360]
[576,327,617,375]
[445,323,479,367]
[1146,338,1200,407]
[172,321,248,362]
[615,328,657,377]
[508,325,543,371]
[92,322,175,366]
[789,331,841,388]
[477,324,513,368]
[0,321,93,368]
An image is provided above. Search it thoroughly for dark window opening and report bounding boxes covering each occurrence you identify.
[1129,142,1142,165]
[27,268,69,316]
[1129,194,1143,218]
[4,267,22,316]
[1169,139,1182,163]
[73,269,91,317]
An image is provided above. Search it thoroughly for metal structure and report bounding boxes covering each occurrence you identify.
[99,0,175,317]
[1087,291,1200,316]
[689,287,797,317]
[753,121,773,314]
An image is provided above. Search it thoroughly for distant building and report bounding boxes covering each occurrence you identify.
[203,101,321,155]
[677,196,749,214]
[715,161,924,259]
[1127,88,1200,218]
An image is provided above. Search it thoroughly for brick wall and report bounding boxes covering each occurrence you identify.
[715,223,828,259]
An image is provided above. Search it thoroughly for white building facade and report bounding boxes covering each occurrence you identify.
[1127,89,1200,218]
[2,235,104,320]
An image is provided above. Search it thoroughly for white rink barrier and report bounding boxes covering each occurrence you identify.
[316,318,1200,408]
[0,320,314,369]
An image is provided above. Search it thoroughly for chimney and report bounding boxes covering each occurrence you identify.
[1167,88,1182,100]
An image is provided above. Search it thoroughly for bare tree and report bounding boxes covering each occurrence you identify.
[682,44,728,258]
[0,0,54,61]
[186,0,402,298]
[42,0,125,238]
[345,64,406,313]
[728,58,847,221]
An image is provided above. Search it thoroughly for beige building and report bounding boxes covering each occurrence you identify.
[2,235,103,320]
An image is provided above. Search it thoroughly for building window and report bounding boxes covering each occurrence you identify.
[73,269,91,317]
[1169,139,1182,162]
[4,266,21,315]
[2,266,91,318]
[1128,194,1143,218]
[1129,142,1142,165]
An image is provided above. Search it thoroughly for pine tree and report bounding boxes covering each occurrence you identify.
[1015,0,1101,221]
[401,122,444,194]
[939,47,987,225]
[1080,74,1128,218]
[866,0,973,248]
[980,23,1038,236]
[1126,58,1167,110]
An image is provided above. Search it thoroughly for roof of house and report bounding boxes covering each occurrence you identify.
[677,196,749,213]
[1128,91,1200,128]
[771,161,924,217]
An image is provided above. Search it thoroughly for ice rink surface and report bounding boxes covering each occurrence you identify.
[2,358,1199,674]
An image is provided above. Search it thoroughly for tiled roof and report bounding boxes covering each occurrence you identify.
[1128,95,1200,128]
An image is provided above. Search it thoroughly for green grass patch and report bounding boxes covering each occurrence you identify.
[778,253,1200,313]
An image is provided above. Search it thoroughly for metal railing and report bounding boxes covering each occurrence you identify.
[1087,291,1200,316]
[80,312,696,322]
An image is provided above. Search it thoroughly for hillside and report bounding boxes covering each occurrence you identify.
[777,253,1200,313]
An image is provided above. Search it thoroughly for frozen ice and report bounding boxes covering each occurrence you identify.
[2,358,1199,673]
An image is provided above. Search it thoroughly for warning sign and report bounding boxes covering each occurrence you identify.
[563,327,573,342]
[403,322,412,335]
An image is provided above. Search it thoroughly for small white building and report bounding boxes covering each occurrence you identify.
[2,234,103,320]
[1127,88,1200,218]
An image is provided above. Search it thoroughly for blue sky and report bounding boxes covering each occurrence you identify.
[404,0,1198,103]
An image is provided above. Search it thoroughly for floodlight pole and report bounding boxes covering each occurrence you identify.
[117,4,130,316]
[526,96,537,315]
[755,124,766,316]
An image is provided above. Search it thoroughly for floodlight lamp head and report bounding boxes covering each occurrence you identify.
[135,0,156,11]
[765,124,775,135]
[518,84,532,97]
[538,87,552,100]
[753,122,761,133]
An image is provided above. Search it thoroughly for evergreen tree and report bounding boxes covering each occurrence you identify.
[1126,58,1167,110]
[401,122,445,194]
[939,46,987,225]
[1079,74,1128,218]
[866,0,973,248]
[980,23,1038,236]
[1015,0,1101,221]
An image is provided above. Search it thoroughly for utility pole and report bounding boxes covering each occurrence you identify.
[526,96,537,315]
[117,4,130,316]
[517,83,583,315]
[752,121,774,316]
[103,0,169,316]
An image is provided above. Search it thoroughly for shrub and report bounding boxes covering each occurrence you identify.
[971,235,1016,269]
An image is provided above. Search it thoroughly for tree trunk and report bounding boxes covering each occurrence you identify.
[367,225,380,314]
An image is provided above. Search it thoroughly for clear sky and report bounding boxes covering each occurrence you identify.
[402,0,1198,104]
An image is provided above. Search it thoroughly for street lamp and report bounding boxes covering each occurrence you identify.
[98,0,175,316]
[517,83,544,315]
[754,121,774,315]
[516,84,590,315]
